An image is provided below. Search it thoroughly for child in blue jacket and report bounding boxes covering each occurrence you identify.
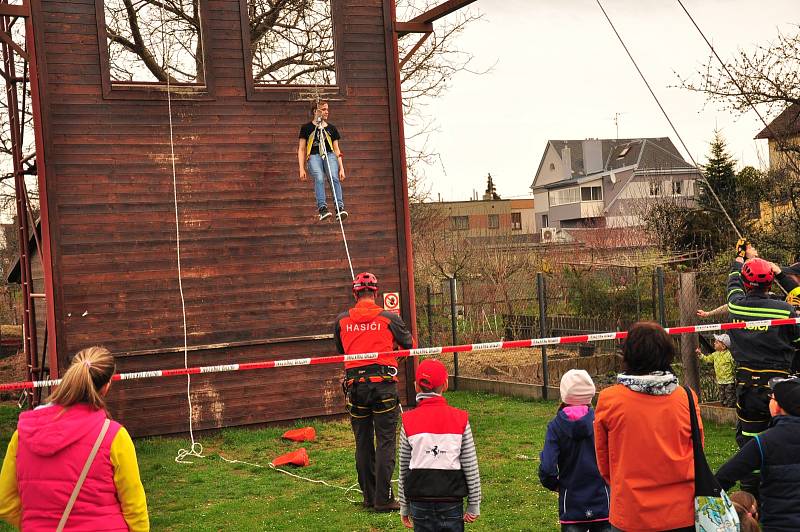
[539,369,611,532]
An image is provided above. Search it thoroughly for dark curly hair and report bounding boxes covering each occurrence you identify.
[621,321,676,375]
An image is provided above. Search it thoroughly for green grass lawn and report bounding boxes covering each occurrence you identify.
[0,392,739,531]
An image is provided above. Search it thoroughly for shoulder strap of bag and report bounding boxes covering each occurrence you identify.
[56,418,111,532]
[684,385,702,453]
[684,385,723,497]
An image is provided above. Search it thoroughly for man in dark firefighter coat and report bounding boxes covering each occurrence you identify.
[335,272,413,512]
[726,248,800,498]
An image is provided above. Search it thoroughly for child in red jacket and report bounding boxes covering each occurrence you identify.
[398,359,482,531]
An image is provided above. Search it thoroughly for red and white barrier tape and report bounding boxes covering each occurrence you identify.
[2,317,798,392]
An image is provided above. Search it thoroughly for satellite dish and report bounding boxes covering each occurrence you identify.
[609,170,617,184]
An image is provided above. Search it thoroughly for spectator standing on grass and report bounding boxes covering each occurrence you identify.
[0,346,149,531]
[716,376,800,531]
[398,358,481,531]
[695,333,736,408]
[594,322,700,532]
[539,369,610,532]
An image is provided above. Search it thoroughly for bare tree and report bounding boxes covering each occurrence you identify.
[679,28,800,255]
[396,0,487,182]
[0,20,38,214]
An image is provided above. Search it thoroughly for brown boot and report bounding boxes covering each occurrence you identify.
[373,500,401,513]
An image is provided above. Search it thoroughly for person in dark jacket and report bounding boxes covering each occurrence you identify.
[726,247,800,499]
[716,376,800,531]
[334,272,414,512]
[539,369,610,532]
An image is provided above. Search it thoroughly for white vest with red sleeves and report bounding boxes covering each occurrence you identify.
[401,395,469,499]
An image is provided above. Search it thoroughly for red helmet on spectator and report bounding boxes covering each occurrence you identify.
[741,258,774,290]
[352,272,378,297]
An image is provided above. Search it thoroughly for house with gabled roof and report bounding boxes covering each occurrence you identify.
[754,103,800,228]
[530,137,701,232]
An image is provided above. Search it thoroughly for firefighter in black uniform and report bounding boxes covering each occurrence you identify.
[742,240,800,372]
[726,249,800,498]
[334,272,414,512]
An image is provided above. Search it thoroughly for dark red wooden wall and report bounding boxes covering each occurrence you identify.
[30,0,415,436]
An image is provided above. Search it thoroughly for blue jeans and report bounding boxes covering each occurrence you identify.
[306,153,344,211]
[409,501,463,532]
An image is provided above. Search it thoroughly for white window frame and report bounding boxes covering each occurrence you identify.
[549,187,581,206]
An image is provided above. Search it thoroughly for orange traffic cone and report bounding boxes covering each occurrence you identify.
[282,427,316,442]
[271,448,310,467]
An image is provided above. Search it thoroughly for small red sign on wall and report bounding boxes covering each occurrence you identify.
[383,292,400,315]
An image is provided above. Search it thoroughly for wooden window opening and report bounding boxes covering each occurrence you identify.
[96,0,214,100]
[239,0,346,101]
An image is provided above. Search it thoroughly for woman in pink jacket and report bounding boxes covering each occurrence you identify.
[0,346,149,531]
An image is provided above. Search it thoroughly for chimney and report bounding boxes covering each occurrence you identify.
[582,139,603,174]
[562,143,572,178]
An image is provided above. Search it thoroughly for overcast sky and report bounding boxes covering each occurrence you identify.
[409,0,795,201]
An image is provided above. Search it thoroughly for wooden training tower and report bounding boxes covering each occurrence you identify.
[1,0,476,435]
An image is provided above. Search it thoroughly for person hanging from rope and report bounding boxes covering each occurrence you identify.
[298,100,348,222]
[335,272,413,512]
[726,241,800,501]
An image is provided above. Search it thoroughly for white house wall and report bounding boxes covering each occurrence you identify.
[534,144,568,188]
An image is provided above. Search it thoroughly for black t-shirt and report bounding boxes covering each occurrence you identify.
[299,122,340,156]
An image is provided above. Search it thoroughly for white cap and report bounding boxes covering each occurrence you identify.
[560,369,596,405]
[713,334,731,348]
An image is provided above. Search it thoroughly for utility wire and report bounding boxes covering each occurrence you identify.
[675,0,786,143]
[594,0,742,240]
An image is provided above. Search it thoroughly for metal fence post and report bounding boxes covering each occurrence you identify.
[537,272,549,400]
[449,276,459,391]
[426,284,433,347]
[656,266,666,327]
[634,266,641,322]
[651,269,658,322]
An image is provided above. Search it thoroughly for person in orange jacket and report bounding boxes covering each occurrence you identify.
[334,272,413,512]
[594,322,701,532]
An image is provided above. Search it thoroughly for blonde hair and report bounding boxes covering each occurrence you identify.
[47,346,116,410]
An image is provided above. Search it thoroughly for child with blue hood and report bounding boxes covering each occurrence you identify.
[539,369,611,532]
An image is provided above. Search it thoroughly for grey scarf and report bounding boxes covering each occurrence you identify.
[617,371,678,395]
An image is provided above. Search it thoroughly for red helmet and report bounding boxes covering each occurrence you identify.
[741,258,774,290]
[352,272,378,296]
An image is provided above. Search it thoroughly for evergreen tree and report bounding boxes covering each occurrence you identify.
[699,130,738,219]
